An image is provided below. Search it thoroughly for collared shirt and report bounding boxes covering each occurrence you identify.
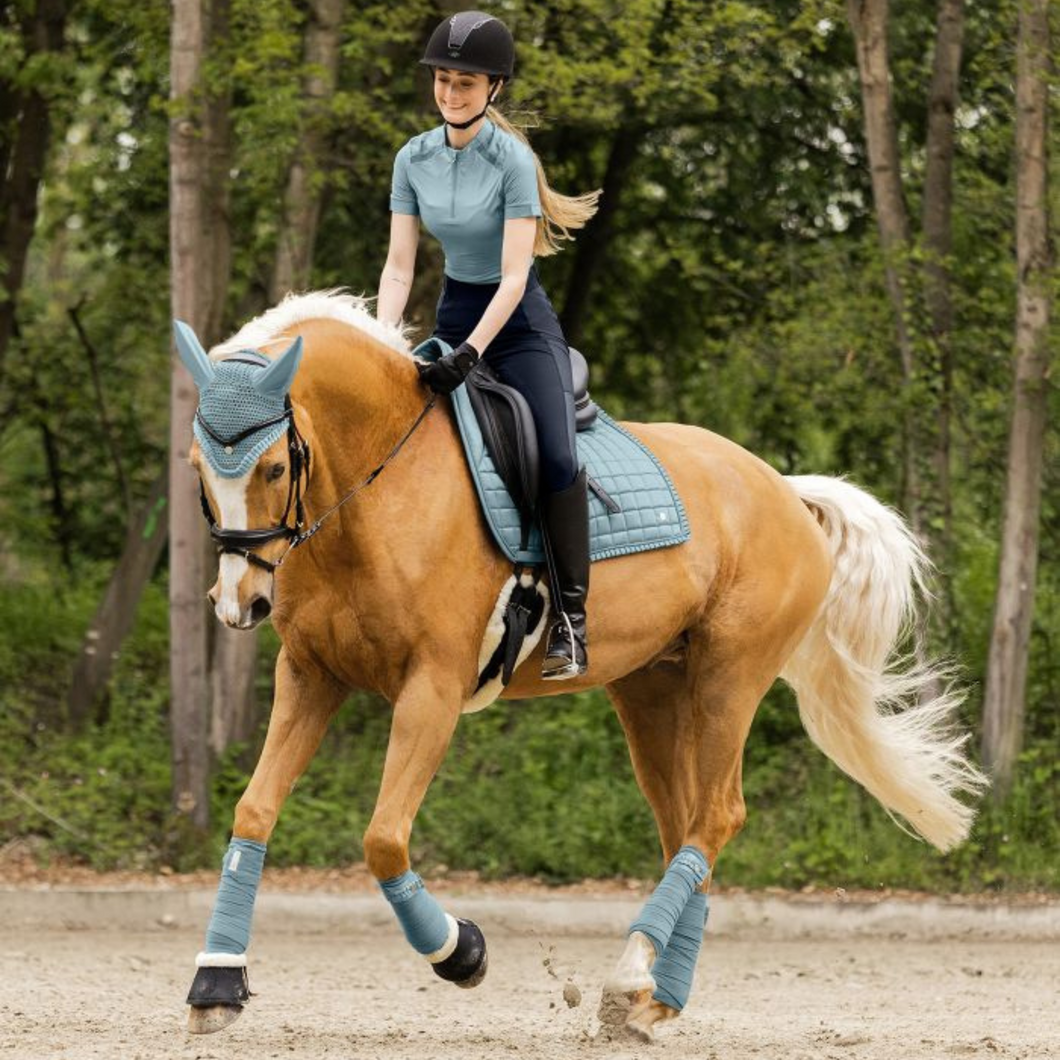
[390,119,542,284]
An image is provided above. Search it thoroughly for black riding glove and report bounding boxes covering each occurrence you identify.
[416,341,480,395]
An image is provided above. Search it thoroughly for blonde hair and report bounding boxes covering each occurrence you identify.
[487,105,600,257]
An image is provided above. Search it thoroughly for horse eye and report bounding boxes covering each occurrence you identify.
[268,463,286,482]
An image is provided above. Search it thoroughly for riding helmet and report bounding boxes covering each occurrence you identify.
[420,11,515,80]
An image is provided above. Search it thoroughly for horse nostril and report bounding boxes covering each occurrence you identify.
[249,595,272,624]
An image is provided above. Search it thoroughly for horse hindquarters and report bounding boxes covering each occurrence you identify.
[779,475,987,851]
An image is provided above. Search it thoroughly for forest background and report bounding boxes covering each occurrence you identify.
[0,0,1057,892]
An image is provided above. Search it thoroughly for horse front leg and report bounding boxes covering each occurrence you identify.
[362,670,487,987]
[186,648,344,1034]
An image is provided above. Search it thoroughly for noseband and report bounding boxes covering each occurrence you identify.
[197,385,436,574]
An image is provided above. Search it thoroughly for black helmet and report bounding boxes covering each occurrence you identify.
[420,11,515,81]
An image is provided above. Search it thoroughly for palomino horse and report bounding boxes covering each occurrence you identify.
[175,292,983,1041]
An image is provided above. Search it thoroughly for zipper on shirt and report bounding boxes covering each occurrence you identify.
[450,150,459,219]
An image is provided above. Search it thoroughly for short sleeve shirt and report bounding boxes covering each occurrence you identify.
[390,119,541,284]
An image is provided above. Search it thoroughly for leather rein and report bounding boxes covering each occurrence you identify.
[198,390,437,573]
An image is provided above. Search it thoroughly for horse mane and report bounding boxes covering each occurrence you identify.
[210,289,413,360]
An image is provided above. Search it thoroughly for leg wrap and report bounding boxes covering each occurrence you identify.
[627,845,710,957]
[379,870,455,958]
[202,838,267,956]
[650,891,709,1011]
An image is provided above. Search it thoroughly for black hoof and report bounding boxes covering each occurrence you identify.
[431,918,488,988]
[187,965,250,1007]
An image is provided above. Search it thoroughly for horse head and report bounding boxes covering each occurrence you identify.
[174,320,314,630]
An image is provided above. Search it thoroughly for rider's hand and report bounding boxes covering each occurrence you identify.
[416,341,480,395]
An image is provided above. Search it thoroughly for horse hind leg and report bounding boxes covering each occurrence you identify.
[597,661,715,1040]
[600,648,773,1042]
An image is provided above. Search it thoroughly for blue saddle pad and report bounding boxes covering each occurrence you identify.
[414,339,690,565]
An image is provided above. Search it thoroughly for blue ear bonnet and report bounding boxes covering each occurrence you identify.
[193,355,290,479]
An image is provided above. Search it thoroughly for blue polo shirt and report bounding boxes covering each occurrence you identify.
[390,119,542,284]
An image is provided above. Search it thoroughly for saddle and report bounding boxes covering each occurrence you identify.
[412,337,690,694]
[464,347,599,548]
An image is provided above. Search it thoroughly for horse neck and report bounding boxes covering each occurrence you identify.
[294,321,428,536]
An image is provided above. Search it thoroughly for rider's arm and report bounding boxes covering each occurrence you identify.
[464,216,537,355]
[377,212,420,328]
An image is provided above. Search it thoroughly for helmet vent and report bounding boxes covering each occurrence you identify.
[448,13,495,49]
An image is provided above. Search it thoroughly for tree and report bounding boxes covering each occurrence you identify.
[0,0,67,392]
[981,0,1052,797]
[169,0,235,834]
[269,0,347,300]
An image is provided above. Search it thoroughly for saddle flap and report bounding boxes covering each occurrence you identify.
[466,365,540,518]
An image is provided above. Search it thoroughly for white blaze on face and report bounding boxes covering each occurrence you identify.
[202,464,250,626]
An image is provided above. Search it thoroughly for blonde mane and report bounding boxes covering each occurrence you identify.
[210,289,413,360]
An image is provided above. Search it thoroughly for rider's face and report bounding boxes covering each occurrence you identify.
[433,68,496,123]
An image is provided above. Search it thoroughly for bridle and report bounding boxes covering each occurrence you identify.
[197,381,436,574]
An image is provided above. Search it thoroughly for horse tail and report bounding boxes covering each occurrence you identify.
[778,474,987,852]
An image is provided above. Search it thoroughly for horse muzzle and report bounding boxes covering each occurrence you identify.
[208,582,273,630]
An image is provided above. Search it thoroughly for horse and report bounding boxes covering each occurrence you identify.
[173,290,984,1042]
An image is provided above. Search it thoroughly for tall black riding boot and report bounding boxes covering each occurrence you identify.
[541,466,590,679]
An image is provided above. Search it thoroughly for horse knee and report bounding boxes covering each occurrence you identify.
[363,822,409,880]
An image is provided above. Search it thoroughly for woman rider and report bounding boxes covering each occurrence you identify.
[376,11,600,680]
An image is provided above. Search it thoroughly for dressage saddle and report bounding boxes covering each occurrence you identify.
[465,347,614,550]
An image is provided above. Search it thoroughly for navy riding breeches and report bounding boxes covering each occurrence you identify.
[433,269,579,494]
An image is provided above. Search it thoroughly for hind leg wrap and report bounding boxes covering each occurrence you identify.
[649,891,708,1011]
[628,845,710,956]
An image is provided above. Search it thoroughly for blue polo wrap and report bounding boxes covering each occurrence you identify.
[204,837,267,954]
[628,845,710,956]
[379,870,450,955]
[650,891,709,1011]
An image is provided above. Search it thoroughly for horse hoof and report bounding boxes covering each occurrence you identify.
[454,946,488,989]
[626,996,679,1043]
[188,1004,244,1035]
[432,918,488,988]
[597,987,648,1029]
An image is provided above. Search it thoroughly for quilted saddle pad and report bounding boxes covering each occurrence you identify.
[447,373,690,566]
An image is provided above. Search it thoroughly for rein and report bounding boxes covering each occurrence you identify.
[199,392,437,573]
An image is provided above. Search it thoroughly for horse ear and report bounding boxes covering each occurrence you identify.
[254,335,304,398]
[173,320,215,390]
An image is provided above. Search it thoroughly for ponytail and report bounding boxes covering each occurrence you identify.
[487,105,601,257]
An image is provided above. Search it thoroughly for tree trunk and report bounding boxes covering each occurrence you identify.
[269,0,347,301]
[0,0,66,393]
[558,124,642,348]
[169,0,217,833]
[68,471,169,727]
[920,0,964,625]
[195,0,261,759]
[210,630,260,756]
[69,301,132,520]
[37,413,73,571]
[846,0,923,528]
[982,0,1052,798]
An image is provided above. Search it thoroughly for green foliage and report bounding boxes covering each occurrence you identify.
[1,0,1059,889]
